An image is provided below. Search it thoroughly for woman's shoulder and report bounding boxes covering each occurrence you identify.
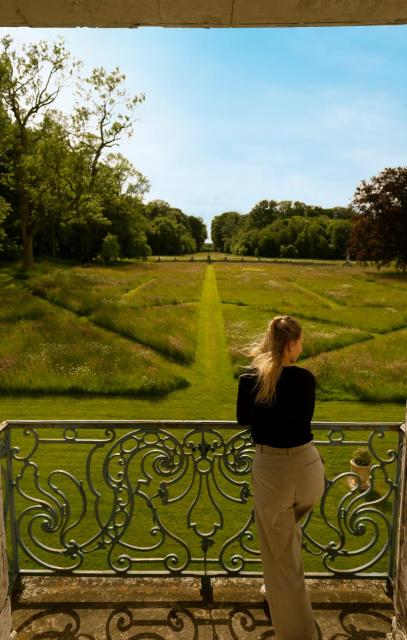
[285,365,315,381]
[238,368,258,384]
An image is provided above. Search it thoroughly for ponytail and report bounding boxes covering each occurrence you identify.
[243,315,302,404]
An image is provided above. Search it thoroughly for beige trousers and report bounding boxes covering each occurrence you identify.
[252,441,325,640]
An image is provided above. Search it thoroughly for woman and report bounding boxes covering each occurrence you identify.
[236,315,325,640]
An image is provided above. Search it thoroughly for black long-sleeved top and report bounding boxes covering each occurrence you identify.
[236,366,316,448]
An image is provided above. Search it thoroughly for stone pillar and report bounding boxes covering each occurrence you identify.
[0,471,13,640]
[387,409,407,640]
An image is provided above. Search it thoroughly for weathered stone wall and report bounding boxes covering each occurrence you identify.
[0,472,12,640]
[387,415,407,640]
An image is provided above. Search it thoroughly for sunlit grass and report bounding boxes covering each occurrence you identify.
[0,283,188,396]
[304,328,407,402]
[222,303,372,373]
[20,261,205,363]
[215,263,407,332]
[1,258,405,578]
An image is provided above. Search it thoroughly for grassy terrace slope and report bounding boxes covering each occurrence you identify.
[217,262,407,409]
[0,260,405,421]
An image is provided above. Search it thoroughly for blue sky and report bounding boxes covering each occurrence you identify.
[1,25,407,233]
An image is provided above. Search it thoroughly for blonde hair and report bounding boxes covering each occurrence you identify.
[244,315,302,405]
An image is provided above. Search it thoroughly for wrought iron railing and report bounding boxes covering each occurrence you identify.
[0,420,404,600]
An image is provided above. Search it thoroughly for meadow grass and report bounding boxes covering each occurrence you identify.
[215,263,407,332]
[295,267,407,308]
[1,260,406,412]
[20,262,205,363]
[0,278,188,396]
[222,304,372,372]
[216,263,407,402]
[90,302,198,363]
[304,328,407,402]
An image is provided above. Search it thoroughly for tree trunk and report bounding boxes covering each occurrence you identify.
[51,221,57,259]
[16,141,35,271]
[21,231,34,270]
[20,207,34,271]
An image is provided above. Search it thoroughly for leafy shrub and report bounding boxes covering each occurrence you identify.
[101,233,120,264]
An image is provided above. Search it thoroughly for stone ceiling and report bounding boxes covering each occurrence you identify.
[1,0,407,28]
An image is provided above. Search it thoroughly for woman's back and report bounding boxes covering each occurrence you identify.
[237,365,315,447]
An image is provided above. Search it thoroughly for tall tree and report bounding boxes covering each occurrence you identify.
[187,215,207,251]
[72,66,144,191]
[211,212,241,252]
[349,167,407,270]
[0,36,79,269]
[0,196,10,252]
[144,200,198,255]
[247,199,278,229]
[0,37,146,269]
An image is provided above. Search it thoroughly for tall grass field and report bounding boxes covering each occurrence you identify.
[0,259,405,575]
[1,259,406,414]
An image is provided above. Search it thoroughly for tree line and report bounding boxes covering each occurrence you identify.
[1,36,406,270]
[211,201,353,260]
[211,179,407,270]
[0,36,207,269]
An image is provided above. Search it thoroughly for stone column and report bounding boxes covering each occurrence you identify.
[387,410,407,640]
[0,471,12,640]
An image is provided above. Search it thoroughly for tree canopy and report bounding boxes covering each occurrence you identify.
[0,36,207,266]
[349,167,407,270]
[211,201,353,259]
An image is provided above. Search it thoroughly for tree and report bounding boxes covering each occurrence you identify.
[72,66,144,190]
[247,200,278,229]
[187,215,207,251]
[230,227,259,256]
[257,226,279,257]
[148,216,180,255]
[0,36,146,269]
[211,212,242,252]
[0,36,79,269]
[280,244,297,258]
[349,167,407,270]
[0,195,10,252]
[144,200,198,255]
[327,219,351,258]
[101,232,120,263]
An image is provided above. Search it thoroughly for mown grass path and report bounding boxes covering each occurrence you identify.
[0,263,404,422]
[120,277,156,300]
[139,264,237,419]
[0,265,238,420]
[185,264,236,413]
[292,281,341,310]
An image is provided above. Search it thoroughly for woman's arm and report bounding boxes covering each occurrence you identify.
[236,375,254,425]
[303,370,316,423]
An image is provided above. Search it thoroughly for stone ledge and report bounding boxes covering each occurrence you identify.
[15,576,393,606]
[11,576,395,639]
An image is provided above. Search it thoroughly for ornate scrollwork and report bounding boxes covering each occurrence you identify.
[2,421,402,581]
